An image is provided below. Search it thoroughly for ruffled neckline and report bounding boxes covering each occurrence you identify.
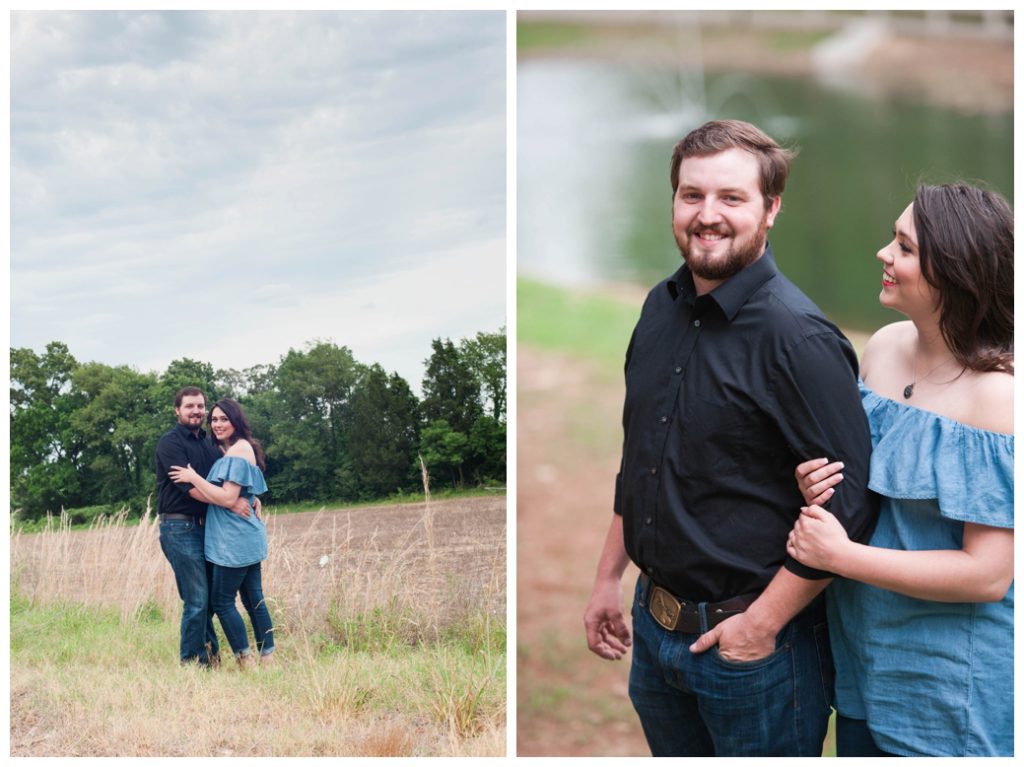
[860,380,1012,439]
[208,455,268,495]
[858,381,1013,528]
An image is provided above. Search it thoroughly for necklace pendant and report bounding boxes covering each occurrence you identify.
[903,383,915,399]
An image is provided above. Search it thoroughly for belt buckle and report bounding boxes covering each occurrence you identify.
[649,585,681,631]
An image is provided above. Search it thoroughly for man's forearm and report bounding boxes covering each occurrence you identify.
[744,567,830,636]
[595,514,632,583]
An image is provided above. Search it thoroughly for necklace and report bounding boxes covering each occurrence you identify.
[903,346,962,399]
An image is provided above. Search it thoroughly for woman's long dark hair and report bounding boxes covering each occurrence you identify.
[913,183,1014,374]
[208,398,266,470]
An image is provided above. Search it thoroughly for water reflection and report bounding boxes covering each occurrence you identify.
[518,59,1012,333]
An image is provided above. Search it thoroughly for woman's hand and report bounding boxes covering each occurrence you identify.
[794,457,845,506]
[787,505,851,571]
[168,464,200,485]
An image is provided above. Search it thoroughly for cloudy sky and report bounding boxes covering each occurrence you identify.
[11,10,506,393]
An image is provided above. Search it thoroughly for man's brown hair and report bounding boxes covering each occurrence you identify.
[670,119,797,209]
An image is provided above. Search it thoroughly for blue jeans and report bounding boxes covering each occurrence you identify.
[210,562,275,657]
[836,715,896,757]
[628,575,834,756]
[158,517,219,664]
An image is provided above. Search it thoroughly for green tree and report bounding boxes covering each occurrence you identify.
[468,414,506,484]
[218,363,277,399]
[420,419,469,489]
[460,328,507,422]
[70,363,163,508]
[10,343,82,517]
[348,364,421,498]
[158,357,229,413]
[262,341,362,501]
[421,338,483,437]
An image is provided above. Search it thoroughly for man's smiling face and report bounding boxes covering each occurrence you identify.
[672,147,780,290]
[175,393,207,431]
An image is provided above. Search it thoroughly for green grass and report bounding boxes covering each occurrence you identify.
[10,592,506,755]
[764,28,834,52]
[517,20,597,52]
[517,277,640,379]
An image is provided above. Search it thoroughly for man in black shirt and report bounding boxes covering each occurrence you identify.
[156,386,254,666]
[583,120,877,756]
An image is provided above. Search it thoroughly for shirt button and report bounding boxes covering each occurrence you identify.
[694,319,701,327]
[674,366,682,374]
[650,467,658,475]
[645,517,652,525]
[659,415,668,423]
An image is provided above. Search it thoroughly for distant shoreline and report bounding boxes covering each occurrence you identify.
[518,13,1012,116]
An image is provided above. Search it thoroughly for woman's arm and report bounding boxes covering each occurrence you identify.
[788,505,1013,603]
[168,464,242,509]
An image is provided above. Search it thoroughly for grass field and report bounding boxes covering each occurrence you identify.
[10,495,506,756]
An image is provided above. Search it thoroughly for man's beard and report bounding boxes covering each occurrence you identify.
[677,216,769,282]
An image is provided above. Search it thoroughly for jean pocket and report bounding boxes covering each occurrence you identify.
[709,618,794,670]
[710,643,789,671]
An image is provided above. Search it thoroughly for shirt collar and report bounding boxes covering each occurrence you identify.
[668,242,779,321]
[174,422,208,441]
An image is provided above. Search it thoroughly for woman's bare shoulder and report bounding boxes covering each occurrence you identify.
[226,439,257,462]
[964,370,1014,435]
[861,321,914,377]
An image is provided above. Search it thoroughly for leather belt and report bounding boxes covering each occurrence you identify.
[159,513,203,524]
[640,573,759,633]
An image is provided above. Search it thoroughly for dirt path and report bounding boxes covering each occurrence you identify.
[516,345,648,756]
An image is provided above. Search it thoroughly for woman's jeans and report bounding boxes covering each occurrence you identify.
[159,517,220,665]
[210,562,275,657]
[836,715,896,757]
[628,575,834,756]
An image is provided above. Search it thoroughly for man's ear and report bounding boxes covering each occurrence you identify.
[765,195,782,229]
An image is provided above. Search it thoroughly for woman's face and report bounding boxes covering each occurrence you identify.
[876,203,939,318]
[209,407,236,444]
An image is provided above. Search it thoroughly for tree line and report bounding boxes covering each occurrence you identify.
[10,329,506,521]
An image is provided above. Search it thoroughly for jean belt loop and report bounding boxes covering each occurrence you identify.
[697,602,709,635]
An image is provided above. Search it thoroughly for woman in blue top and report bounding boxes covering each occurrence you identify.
[170,398,275,669]
[786,183,1013,756]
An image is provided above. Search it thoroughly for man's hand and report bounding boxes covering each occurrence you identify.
[229,496,252,518]
[689,611,777,662]
[584,578,632,660]
[252,497,262,520]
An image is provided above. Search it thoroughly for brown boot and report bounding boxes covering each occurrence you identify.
[238,653,256,671]
[259,652,275,668]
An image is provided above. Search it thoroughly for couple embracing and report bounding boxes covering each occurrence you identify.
[155,387,275,669]
[585,120,1013,757]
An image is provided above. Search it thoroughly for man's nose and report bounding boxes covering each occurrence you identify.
[696,198,722,225]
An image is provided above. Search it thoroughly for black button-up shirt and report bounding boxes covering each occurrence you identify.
[614,246,878,603]
[155,423,222,517]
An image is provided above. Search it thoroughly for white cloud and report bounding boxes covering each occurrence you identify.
[11,10,506,392]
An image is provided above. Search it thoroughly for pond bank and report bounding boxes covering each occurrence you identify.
[518,12,1012,115]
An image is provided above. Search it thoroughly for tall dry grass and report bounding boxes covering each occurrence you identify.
[10,494,506,756]
[12,496,505,640]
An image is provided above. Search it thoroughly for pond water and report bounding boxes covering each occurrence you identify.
[518,59,1012,333]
